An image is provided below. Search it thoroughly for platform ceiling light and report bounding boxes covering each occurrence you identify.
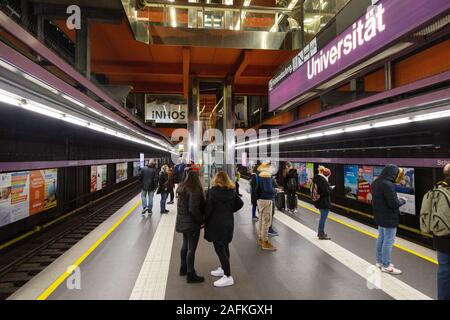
[372,117,412,128]
[344,124,372,132]
[0,89,173,153]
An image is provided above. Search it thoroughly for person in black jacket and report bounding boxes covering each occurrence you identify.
[249,165,259,222]
[284,162,299,213]
[139,159,159,215]
[175,171,205,283]
[167,167,175,204]
[371,164,407,275]
[157,165,170,214]
[312,165,334,240]
[434,163,450,300]
[205,171,244,288]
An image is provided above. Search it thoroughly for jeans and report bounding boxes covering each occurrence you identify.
[437,251,450,300]
[160,191,168,212]
[180,231,200,273]
[141,190,155,211]
[213,242,231,276]
[252,204,257,218]
[318,208,329,235]
[376,226,397,268]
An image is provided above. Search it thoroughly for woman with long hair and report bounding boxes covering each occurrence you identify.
[175,171,205,283]
[157,165,170,214]
[204,171,244,288]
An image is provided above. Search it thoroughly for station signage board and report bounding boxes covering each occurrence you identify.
[268,0,450,111]
[145,98,187,124]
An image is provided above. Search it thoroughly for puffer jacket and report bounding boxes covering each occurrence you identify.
[175,188,205,233]
[371,164,406,228]
[204,187,244,244]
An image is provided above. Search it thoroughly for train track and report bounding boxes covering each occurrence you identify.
[0,182,141,300]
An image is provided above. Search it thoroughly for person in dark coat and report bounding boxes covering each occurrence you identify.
[175,171,205,283]
[371,164,407,275]
[167,167,175,204]
[433,163,450,299]
[284,162,299,213]
[312,165,334,240]
[139,159,158,215]
[204,171,244,288]
[249,165,259,222]
[157,165,170,214]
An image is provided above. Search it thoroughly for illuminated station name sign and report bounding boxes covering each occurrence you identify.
[268,0,450,111]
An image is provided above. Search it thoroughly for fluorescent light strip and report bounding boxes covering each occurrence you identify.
[0,90,172,153]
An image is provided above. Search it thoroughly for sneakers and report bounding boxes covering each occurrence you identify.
[179,267,187,276]
[167,201,174,204]
[141,208,147,215]
[261,241,277,251]
[375,262,382,269]
[210,267,225,277]
[381,265,402,275]
[160,210,170,214]
[268,228,279,236]
[187,272,205,283]
[318,233,331,240]
[214,275,234,287]
[252,216,259,222]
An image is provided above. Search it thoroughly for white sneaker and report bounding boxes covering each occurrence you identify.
[381,265,402,275]
[214,275,234,287]
[376,262,382,269]
[210,267,224,277]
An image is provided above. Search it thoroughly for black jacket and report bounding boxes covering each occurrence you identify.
[312,174,332,209]
[175,188,205,233]
[285,168,299,194]
[157,171,169,194]
[250,174,258,206]
[434,177,450,254]
[204,187,244,244]
[139,165,158,191]
[371,165,406,228]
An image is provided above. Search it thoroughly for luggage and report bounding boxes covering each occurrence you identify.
[275,191,286,210]
[286,193,298,210]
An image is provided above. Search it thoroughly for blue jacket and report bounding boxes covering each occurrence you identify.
[258,176,276,200]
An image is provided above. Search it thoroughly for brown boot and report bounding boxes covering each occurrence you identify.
[257,238,262,247]
[261,241,277,251]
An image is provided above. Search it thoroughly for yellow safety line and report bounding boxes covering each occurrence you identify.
[297,203,438,265]
[36,200,141,300]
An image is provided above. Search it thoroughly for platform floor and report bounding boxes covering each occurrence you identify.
[9,180,438,300]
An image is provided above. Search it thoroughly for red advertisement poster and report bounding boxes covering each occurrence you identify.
[29,170,45,215]
[357,166,374,204]
[90,166,97,193]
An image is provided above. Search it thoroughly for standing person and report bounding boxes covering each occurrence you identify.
[157,165,170,214]
[285,162,299,213]
[371,164,407,275]
[311,165,334,240]
[204,171,244,288]
[420,163,450,300]
[139,159,158,215]
[256,162,277,250]
[249,165,259,222]
[235,168,242,197]
[167,166,175,205]
[176,171,205,283]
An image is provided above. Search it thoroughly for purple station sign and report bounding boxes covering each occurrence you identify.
[269,0,450,111]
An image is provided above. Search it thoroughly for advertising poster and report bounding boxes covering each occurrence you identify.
[304,163,314,189]
[29,170,45,215]
[395,167,415,215]
[116,162,128,183]
[44,169,57,210]
[357,166,374,204]
[297,163,307,188]
[0,173,13,227]
[344,165,358,200]
[133,162,140,177]
[9,172,30,223]
[90,165,107,192]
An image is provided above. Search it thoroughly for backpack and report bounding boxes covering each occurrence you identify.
[287,177,297,192]
[420,182,450,237]
[311,182,320,202]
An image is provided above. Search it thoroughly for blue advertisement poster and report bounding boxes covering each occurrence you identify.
[344,165,358,200]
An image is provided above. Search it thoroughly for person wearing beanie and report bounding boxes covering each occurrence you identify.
[312,165,334,240]
[256,162,278,251]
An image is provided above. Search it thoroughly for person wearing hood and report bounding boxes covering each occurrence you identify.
[312,165,334,240]
[256,162,278,250]
[204,171,244,288]
[284,162,299,213]
[371,164,407,275]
